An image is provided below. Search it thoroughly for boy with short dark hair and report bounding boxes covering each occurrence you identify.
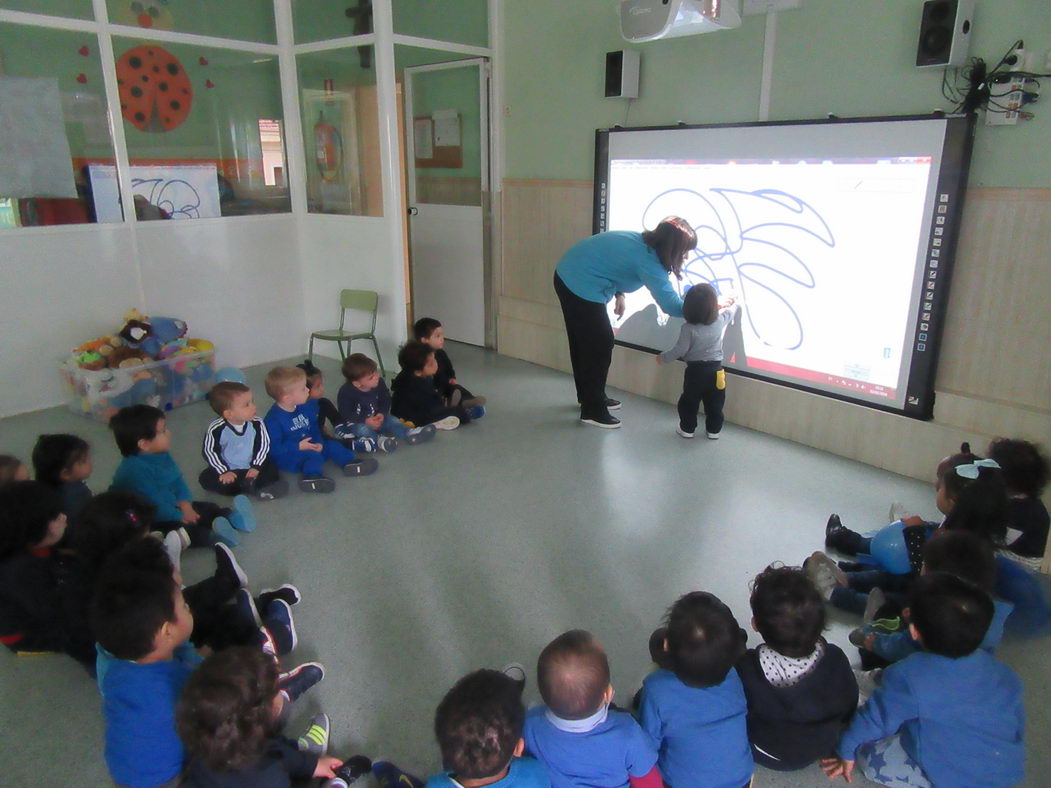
[823,573,1025,787]
[109,404,250,548]
[524,630,661,788]
[413,318,485,409]
[736,566,858,771]
[262,366,378,494]
[427,669,550,788]
[638,591,752,788]
[336,353,435,450]
[31,432,93,520]
[391,341,483,431]
[200,381,288,501]
[91,538,201,788]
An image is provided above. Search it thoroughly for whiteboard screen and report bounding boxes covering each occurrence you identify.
[594,115,975,419]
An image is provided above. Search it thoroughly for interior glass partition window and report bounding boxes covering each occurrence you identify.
[392,0,488,47]
[105,0,277,43]
[397,46,481,208]
[0,0,92,19]
[297,46,383,216]
[292,0,370,45]
[0,23,121,227]
[112,36,289,219]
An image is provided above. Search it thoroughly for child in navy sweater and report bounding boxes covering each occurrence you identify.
[337,353,435,450]
[109,405,249,548]
[262,366,377,493]
[391,342,482,430]
[989,437,1050,568]
[524,630,661,788]
[736,566,857,771]
[638,591,752,788]
[825,572,1025,787]
[32,432,94,522]
[413,317,486,409]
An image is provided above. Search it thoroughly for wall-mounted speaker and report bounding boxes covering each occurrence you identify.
[605,50,640,99]
[916,0,975,68]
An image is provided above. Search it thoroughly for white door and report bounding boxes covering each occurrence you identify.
[405,59,489,347]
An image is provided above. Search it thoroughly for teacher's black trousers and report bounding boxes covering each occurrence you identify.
[553,272,613,417]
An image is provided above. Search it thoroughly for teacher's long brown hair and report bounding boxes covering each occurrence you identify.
[641,216,698,279]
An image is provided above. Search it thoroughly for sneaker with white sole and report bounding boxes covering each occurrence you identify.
[404,425,436,444]
[234,587,262,629]
[162,531,184,575]
[806,551,849,588]
[214,542,248,591]
[580,412,621,429]
[433,416,460,431]
[265,599,297,655]
[706,432,720,440]
[676,427,695,439]
[258,584,301,608]
[278,662,325,703]
[350,437,379,453]
[297,713,330,756]
[378,436,399,453]
[299,475,335,493]
[863,587,887,624]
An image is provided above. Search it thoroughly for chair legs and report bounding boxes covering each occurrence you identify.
[308,335,315,363]
[369,335,386,379]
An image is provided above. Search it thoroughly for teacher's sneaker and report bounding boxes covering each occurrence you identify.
[676,427,695,439]
[604,397,622,411]
[706,431,720,440]
[580,412,621,429]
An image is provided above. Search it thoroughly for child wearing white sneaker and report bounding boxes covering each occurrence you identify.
[337,353,435,451]
[391,342,484,431]
[657,283,738,440]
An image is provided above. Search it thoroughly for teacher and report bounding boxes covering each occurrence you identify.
[553,216,698,428]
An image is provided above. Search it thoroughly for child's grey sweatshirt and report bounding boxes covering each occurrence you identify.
[659,303,739,363]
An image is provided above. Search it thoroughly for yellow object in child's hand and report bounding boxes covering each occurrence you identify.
[716,369,726,390]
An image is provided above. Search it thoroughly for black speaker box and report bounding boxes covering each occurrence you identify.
[916,0,975,68]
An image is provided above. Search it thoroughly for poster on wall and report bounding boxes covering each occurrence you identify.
[88,164,222,221]
[0,77,77,199]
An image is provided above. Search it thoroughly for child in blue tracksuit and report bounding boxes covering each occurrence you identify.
[262,366,377,494]
[824,573,1025,787]
[638,591,752,788]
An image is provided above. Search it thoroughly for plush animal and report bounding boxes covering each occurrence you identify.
[141,316,187,358]
[73,334,123,361]
[75,351,106,371]
[107,346,152,369]
[119,318,153,348]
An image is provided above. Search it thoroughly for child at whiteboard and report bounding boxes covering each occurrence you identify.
[658,284,738,439]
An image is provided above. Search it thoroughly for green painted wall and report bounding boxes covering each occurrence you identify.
[504,0,1051,188]
[293,0,487,46]
[406,60,482,179]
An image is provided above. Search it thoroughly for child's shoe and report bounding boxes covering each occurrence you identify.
[327,756,373,787]
[803,551,846,600]
[297,712,330,755]
[404,425,436,444]
[234,587,262,629]
[258,584,301,609]
[706,431,720,440]
[467,405,486,420]
[888,501,910,523]
[211,517,240,547]
[378,435,399,453]
[462,395,487,408]
[676,426,695,439]
[227,494,256,532]
[256,477,290,501]
[278,662,325,703]
[433,416,460,431]
[862,587,887,624]
[265,599,297,655]
[300,475,335,493]
[371,761,424,788]
[343,457,379,476]
[163,530,184,574]
[350,437,379,453]
[214,543,248,592]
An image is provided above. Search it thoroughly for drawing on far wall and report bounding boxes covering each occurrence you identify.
[116,46,193,132]
[88,164,221,221]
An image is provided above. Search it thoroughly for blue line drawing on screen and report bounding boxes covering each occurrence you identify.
[133,177,203,219]
[642,188,834,350]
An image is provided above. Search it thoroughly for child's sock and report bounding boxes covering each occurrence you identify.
[226,494,256,533]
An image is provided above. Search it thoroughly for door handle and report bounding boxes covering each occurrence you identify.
[407,206,419,216]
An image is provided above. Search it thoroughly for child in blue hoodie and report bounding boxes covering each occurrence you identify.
[824,572,1025,787]
[109,405,250,548]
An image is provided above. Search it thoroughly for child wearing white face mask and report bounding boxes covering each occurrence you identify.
[523,630,662,788]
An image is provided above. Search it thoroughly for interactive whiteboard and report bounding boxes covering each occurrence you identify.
[594,115,975,419]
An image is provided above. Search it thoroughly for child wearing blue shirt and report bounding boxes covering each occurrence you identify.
[263,366,377,493]
[824,573,1025,787]
[109,405,250,548]
[524,630,661,788]
[638,592,752,788]
[426,669,551,788]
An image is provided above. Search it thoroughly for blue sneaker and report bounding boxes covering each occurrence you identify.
[278,661,325,703]
[258,584,301,609]
[211,517,240,548]
[265,599,297,655]
[227,495,256,533]
[468,405,486,420]
[350,437,379,453]
[371,761,423,788]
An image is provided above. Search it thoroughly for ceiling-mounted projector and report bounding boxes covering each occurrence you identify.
[620,0,741,42]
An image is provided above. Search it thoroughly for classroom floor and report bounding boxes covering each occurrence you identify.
[0,343,1047,787]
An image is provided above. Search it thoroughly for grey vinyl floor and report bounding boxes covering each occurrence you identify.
[0,343,1046,787]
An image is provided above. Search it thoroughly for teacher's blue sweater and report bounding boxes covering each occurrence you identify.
[838,649,1024,786]
[555,231,683,317]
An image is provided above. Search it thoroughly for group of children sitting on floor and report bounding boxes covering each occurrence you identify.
[0,311,1047,786]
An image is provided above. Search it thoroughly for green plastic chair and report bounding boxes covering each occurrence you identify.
[308,289,385,376]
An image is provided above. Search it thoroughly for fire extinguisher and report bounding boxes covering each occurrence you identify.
[314,111,343,182]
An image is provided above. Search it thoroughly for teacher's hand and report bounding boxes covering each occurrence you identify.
[614,294,626,318]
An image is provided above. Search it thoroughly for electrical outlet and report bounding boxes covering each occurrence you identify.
[1004,44,1025,72]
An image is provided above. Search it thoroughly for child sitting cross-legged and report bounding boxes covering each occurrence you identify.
[110,405,253,548]
[391,341,483,431]
[523,630,661,788]
[735,565,858,772]
[638,591,752,788]
[427,669,551,788]
[263,366,378,494]
[988,436,1050,569]
[200,382,289,501]
[413,317,486,409]
[177,646,363,787]
[824,572,1025,787]
[336,353,436,451]
[32,432,94,521]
